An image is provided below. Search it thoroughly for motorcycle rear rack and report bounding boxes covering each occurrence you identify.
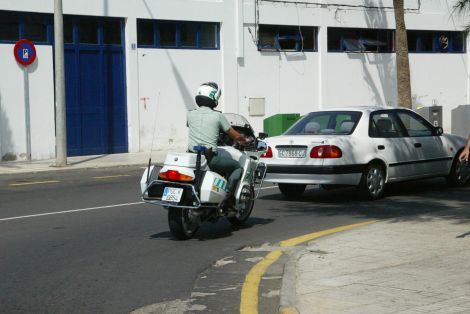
[142,180,204,209]
[254,161,267,199]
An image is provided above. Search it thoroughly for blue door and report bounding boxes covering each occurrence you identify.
[64,17,127,156]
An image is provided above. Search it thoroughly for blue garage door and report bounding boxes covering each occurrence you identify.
[64,17,127,156]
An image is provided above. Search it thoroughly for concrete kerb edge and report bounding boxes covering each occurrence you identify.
[278,247,303,314]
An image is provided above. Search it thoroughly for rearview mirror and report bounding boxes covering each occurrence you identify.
[258,132,268,139]
[257,140,268,152]
[433,126,443,136]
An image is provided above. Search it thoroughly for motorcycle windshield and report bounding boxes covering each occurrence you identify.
[224,113,251,128]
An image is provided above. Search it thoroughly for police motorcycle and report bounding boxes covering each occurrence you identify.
[140,113,268,240]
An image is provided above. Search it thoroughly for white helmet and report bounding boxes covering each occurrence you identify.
[195,82,221,108]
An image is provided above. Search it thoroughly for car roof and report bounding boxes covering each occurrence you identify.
[306,106,412,114]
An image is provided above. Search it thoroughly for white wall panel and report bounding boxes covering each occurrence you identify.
[0,45,55,161]
[137,49,222,152]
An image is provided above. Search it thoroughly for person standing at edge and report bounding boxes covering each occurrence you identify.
[187,82,249,209]
[459,133,470,162]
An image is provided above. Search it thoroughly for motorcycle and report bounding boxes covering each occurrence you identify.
[140,113,268,240]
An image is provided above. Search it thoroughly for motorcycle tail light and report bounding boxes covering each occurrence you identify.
[310,145,342,158]
[159,170,194,181]
[260,146,273,158]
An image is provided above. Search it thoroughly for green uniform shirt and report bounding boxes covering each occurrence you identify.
[187,106,231,151]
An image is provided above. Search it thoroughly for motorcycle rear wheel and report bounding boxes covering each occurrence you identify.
[228,185,254,226]
[168,208,200,240]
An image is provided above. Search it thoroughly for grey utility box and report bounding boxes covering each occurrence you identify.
[416,106,442,128]
[451,105,470,137]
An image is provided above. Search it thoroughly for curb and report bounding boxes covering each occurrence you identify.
[278,248,303,314]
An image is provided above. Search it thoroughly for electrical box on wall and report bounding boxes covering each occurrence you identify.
[249,98,265,116]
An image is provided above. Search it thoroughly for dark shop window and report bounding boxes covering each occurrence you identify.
[103,19,121,45]
[24,15,48,42]
[200,23,218,48]
[0,12,19,41]
[64,19,74,44]
[137,20,155,46]
[79,18,98,44]
[158,22,177,47]
[407,30,466,53]
[258,24,317,52]
[328,27,394,53]
[137,19,219,49]
[180,22,197,47]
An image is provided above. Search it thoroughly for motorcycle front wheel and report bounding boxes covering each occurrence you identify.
[168,208,200,240]
[228,185,254,226]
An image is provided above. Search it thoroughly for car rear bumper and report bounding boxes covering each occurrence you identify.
[264,164,365,185]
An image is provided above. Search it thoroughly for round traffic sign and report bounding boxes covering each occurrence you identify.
[13,39,37,66]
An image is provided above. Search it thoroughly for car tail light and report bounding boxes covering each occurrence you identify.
[260,146,273,158]
[310,145,342,158]
[159,170,194,181]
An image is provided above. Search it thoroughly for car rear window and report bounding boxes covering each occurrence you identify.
[284,111,362,135]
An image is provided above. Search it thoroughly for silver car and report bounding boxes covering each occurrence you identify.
[261,107,469,199]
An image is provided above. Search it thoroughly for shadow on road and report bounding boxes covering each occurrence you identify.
[260,178,470,223]
[149,217,275,241]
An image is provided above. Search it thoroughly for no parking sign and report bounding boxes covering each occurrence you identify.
[13,39,37,67]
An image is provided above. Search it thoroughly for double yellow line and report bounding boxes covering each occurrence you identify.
[240,220,377,314]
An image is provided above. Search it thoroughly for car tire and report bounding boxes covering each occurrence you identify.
[359,163,386,200]
[278,183,306,199]
[446,156,470,187]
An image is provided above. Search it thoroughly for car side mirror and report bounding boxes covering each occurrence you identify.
[258,132,268,139]
[257,140,268,152]
[433,126,443,136]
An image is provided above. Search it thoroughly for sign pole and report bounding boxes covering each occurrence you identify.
[54,0,67,167]
[23,67,31,161]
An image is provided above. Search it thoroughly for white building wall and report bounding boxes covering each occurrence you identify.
[137,49,222,152]
[0,0,469,160]
[0,45,55,161]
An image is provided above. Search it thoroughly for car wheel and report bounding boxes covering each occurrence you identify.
[359,163,385,200]
[278,183,306,199]
[446,156,470,187]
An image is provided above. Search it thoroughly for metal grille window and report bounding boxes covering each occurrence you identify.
[137,19,219,49]
[0,12,19,41]
[258,24,317,52]
[328,27,394,53]
[407,30,466,53]
[24,15,48,42]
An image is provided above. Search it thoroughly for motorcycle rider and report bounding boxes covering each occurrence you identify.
[187,82,250,209]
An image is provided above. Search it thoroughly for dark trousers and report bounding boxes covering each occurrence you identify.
[208,155,242,197]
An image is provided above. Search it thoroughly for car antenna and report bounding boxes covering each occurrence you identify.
[147,92,161,184]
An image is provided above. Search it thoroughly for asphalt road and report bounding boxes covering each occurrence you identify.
[0,166,468,313]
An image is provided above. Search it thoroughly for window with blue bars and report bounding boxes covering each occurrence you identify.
[328,27,394,53]
[137,19,220,49]
[258,24,317,52]
[0,11,123,46]
[407,30,466,53]
[0,11,52,44]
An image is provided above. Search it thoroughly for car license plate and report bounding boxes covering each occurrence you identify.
[278,148,306,158]
[162,187,183,202]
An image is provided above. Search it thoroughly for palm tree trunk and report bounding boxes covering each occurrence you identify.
[393,0,412,108]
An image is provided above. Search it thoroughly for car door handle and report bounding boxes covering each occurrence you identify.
[378,145,385,150]
[414,143,422,148]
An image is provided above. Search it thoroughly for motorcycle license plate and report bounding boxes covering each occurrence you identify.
[162,187,183,203]
[278,148,306,158]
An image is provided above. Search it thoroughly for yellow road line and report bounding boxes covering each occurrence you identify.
[240,250,283,314]
[93,174,131,179]
[240,220,377,314]
[280,220,377,247]
[9,180,60,187]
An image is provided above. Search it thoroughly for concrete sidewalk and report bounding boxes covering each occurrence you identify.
[281,216,470,314]
[0,151,167,175]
